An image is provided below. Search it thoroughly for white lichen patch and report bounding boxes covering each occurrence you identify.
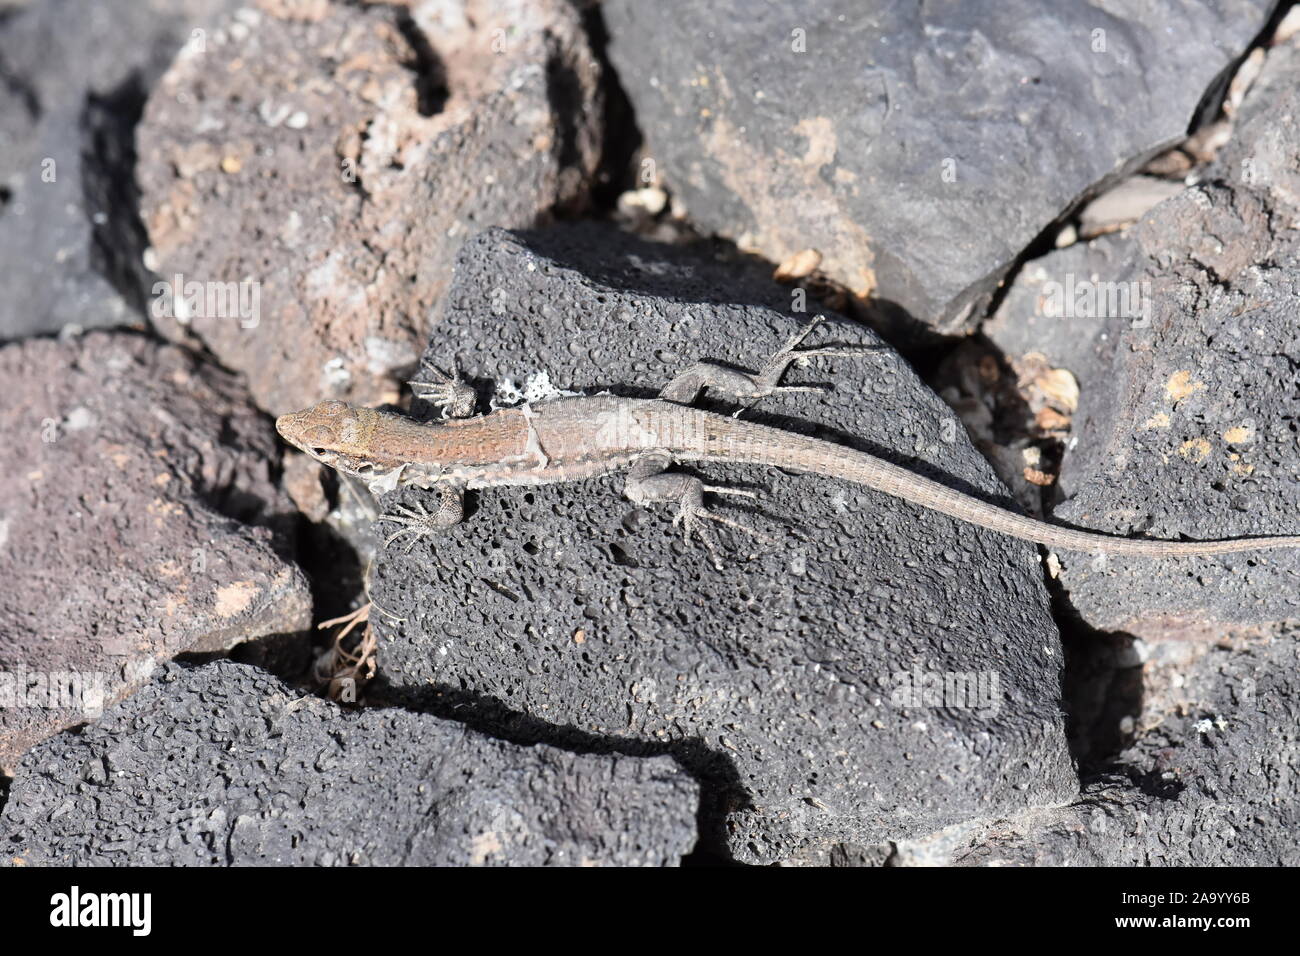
[491,370,581,408]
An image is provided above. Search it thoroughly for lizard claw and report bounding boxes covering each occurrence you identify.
[692,505,777,545]
[701,484,760,500]
[409,359,477,419]
[376,487,465,552]
[673,489,776,569]
[750,315,885,396]
[378,502,441,553]
[673,504,725,571]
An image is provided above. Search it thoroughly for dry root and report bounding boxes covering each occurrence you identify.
[314,602,377,703]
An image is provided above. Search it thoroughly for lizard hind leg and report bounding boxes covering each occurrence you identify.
[377,483,466,554]
[624,454,772,569]
[658,314,883,406]
[750,313,886,395]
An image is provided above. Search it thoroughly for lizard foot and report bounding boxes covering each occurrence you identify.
[626,459,772,569]
[659,314,883,406]
[674,495,775,570]
[409,358,476,419]
[749,314,883,396]
[376,486,465,553]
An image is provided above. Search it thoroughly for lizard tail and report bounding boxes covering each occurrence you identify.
[705,424,1300,557]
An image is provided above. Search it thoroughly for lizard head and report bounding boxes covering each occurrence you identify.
[276,400,379,477]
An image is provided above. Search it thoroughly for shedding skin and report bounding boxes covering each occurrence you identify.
[276,317,1300,563]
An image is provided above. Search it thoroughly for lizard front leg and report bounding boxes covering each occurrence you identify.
[659,314,881,406]
[624,453,769,568]
[377,481,466,553]
[408,358,477,419]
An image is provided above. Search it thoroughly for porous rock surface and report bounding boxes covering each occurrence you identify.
[984,41,1300,640]
[0,332,309,773]
[137,0,604,414]
[369,224,1077,865]
[0,661,701,866]
[602,0,1273,337]
[951,632,1300,866]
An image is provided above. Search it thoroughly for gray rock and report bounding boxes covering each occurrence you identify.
[601,0,1273,337]
[0,661,700,866]
[0,0,242,340]
[985,53,1300,640]
[984,231,1138,383]
[136,0,604,414]
[1212,29,1300,203]
[0,331,310,773]
[952,634,1300,866]
[369,224,1076,865]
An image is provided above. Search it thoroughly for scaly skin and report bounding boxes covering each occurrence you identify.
[276,393,1300,557]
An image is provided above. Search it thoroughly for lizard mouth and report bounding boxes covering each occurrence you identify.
[308,447,342,469]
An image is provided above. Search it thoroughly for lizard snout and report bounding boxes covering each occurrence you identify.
[275,409,332,455]
[275,402,359,461]
[274,411,308,449]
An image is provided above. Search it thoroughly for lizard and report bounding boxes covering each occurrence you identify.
[276,316,1300,565]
